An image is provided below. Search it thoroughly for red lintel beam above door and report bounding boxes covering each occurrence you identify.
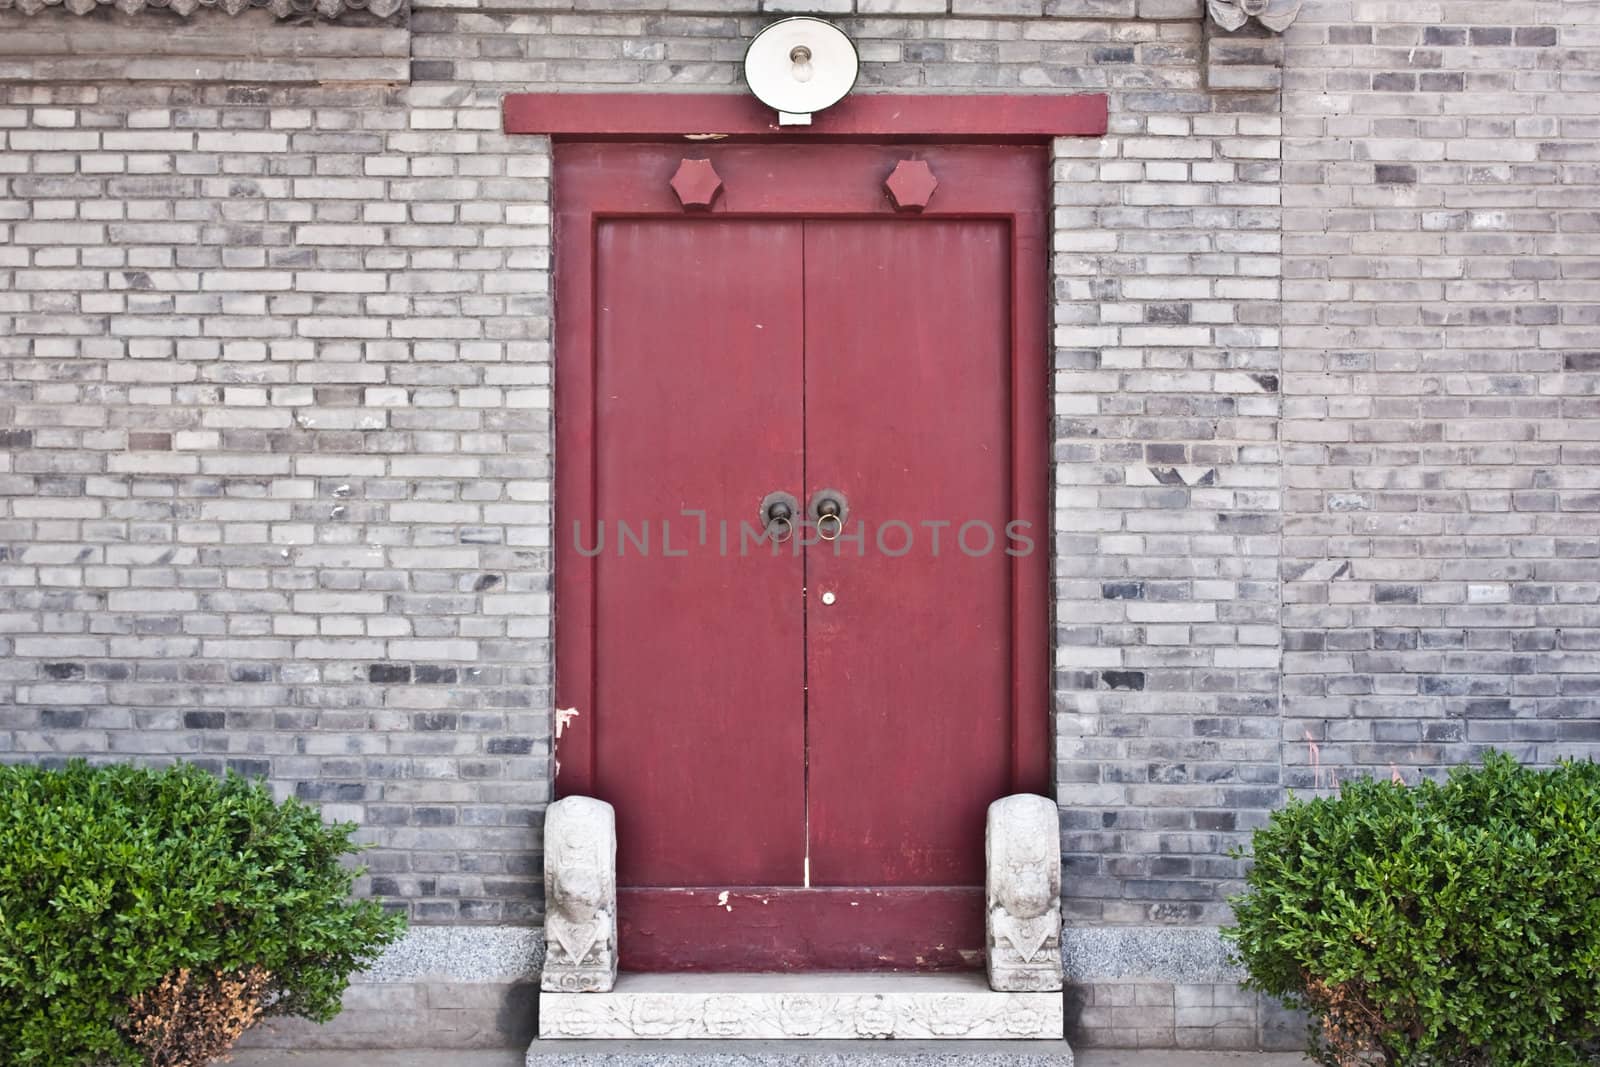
[502,92,1108,142]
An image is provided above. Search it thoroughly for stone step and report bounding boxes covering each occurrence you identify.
[526,1039,1076,1066]
[536,972,1067,1044]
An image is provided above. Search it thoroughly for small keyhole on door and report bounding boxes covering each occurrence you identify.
[821,591,836,606]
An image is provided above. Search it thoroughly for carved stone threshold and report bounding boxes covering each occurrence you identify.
[0,0,402,19]
[537,972,1067,1043]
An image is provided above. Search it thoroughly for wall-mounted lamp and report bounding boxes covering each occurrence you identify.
[743,17,859,126]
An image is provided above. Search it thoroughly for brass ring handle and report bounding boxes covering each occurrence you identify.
[808,490,848,539]
[761,492,799,545]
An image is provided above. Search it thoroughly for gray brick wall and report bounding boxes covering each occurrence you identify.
[1280,0,1600,787]
[2,0,1283,930]
[0,11,555,924]
[1050,33,1283,929]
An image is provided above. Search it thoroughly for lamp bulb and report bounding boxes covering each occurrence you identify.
[789,44,815,84]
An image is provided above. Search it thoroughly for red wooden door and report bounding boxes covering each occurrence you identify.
[591,220,807,888]
[554,144,1048,972]
[803,220,1017,888]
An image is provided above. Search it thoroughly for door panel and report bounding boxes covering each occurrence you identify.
[592,219,807,887]
[802,220,1016,886]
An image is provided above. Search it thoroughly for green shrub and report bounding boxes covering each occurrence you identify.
[1225,752,1600,1067]
[0,760,406,1067]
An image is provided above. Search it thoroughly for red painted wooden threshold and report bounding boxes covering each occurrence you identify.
[618,887,985,972]
[504,92,1108,140]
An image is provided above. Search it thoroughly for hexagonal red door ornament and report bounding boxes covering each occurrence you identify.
[669,158,724,211]
[884,159,938,212]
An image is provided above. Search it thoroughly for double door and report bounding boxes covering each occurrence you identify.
[554,144,1049,970]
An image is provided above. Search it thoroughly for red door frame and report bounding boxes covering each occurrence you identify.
[505,92,1107,141]
[515,94,1107,970]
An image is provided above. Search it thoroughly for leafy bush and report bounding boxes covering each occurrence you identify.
[1225,753,1600,1067]
[0,760,405,1067]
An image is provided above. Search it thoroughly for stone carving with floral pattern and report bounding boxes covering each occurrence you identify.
[1207,0,1304,32]
[537,974,1064,1040]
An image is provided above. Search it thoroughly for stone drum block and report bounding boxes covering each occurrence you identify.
[541,795,617,993]
[986,793,1063,992]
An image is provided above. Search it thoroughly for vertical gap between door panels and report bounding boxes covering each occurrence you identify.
[800,218,812,889]
[1009,217,1023,792]
[589,218,602,796]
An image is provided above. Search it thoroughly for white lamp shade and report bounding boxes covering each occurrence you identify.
[744,17,860,117]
